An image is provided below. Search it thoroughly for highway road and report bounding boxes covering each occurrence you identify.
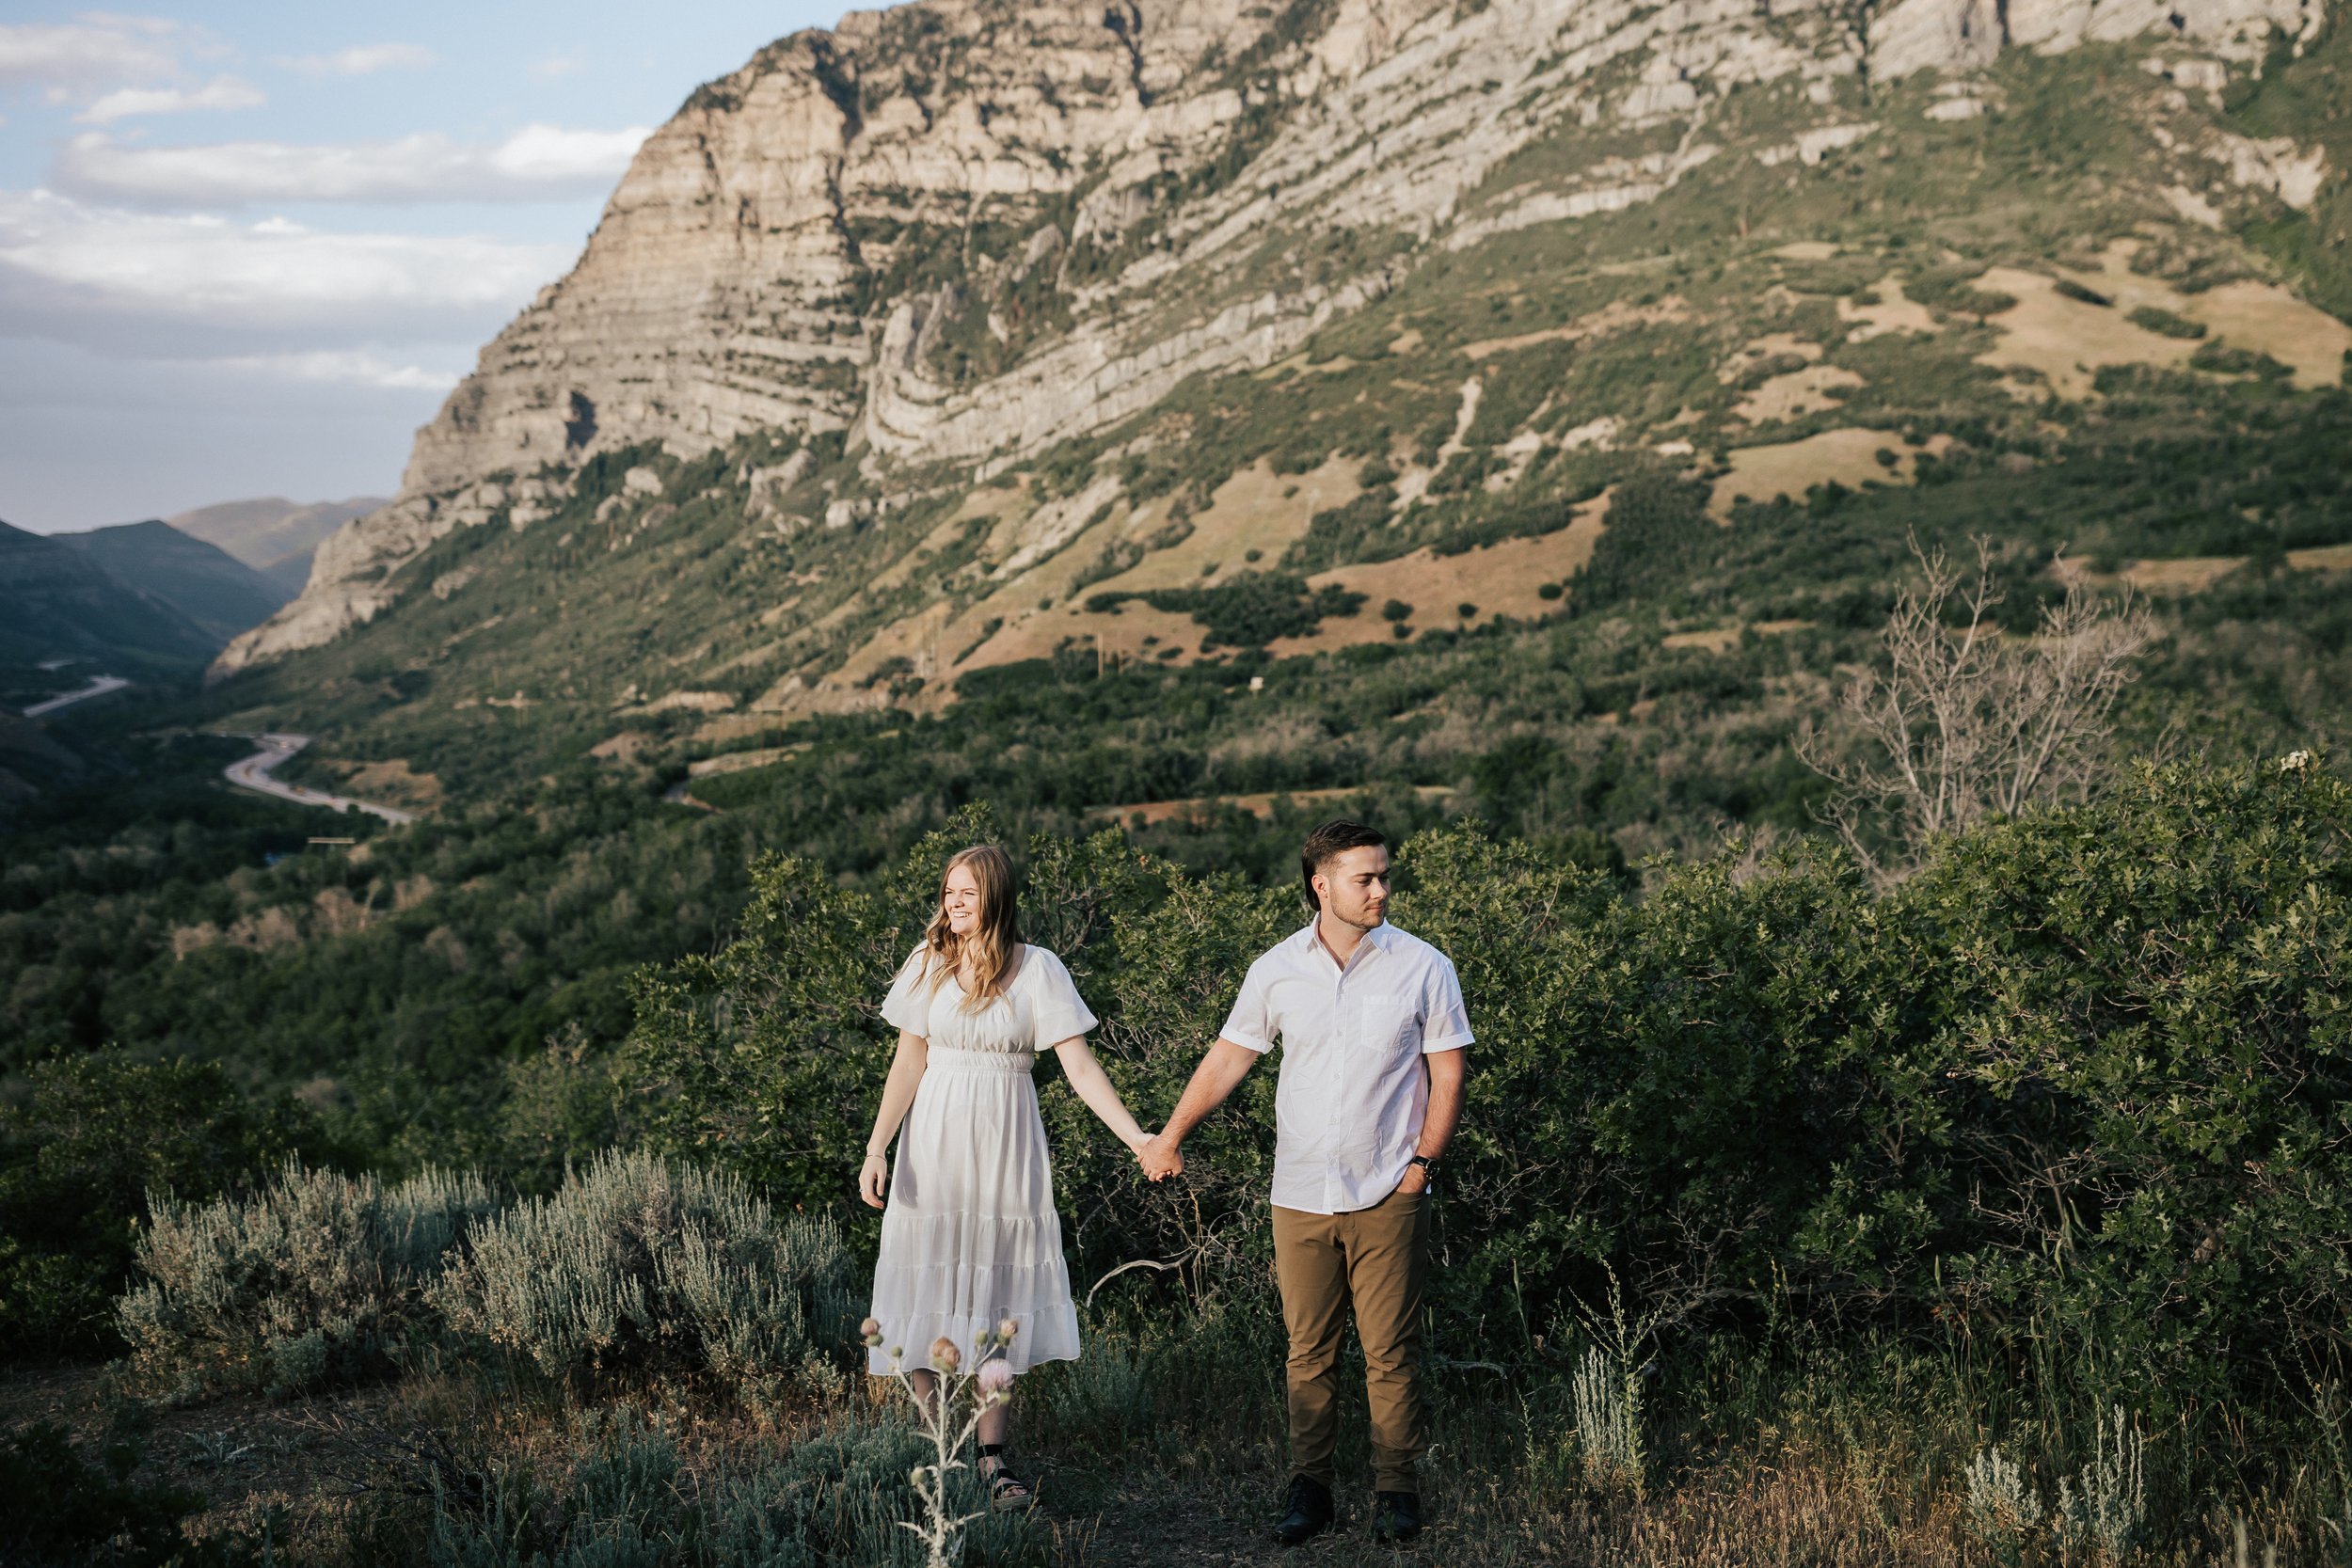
[23,674,131,717]
[223,732,415,826]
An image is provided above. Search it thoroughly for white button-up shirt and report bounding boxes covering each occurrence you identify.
[1219,919,1472,1215]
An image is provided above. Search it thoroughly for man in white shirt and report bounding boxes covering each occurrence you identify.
[1143,819,1470,1546]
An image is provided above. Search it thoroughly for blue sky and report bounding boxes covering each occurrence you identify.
[1,2,851,531]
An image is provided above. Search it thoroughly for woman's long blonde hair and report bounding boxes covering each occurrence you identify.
[922,845,1021,1010]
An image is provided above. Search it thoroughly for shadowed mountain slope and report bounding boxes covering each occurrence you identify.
[0,521,220,676]
[54,521,292,645]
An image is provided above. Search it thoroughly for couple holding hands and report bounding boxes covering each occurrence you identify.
[858,819,1470,1546]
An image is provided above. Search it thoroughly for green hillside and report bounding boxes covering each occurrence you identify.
[0,521,219,689]
[54,520,291,646]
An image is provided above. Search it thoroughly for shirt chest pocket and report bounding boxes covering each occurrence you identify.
[1354,993,1421,1051]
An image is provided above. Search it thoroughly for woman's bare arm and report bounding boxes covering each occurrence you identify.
[1050,1035,1150,1151]
[861,1029,929,1208]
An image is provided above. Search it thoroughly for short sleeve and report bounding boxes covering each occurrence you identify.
[1025,947,1098,1047]
[1218,954,1277,1054]
[1422,956,1472,1053]
[881,945,933,1035]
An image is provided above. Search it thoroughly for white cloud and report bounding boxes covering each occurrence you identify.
[276,42,437,77]
[53,122,652,207]
[215,348,460,390]
[0,190,575,349]
[76,73,262,124]
[0,16,189,93]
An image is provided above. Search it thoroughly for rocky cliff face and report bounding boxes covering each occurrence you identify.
[216,0,2324,677]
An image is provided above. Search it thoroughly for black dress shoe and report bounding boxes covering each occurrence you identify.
[1274,1475,1336,1546]
[1372,1490,1422,1544]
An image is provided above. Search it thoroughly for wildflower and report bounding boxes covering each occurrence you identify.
[930,1335,961,1372]
[2281,749,2314,774]
[909,1465,931,1488]
[977,1359,1015,1396]
[997,1317,1020,1341]
[859,1317,882,1346]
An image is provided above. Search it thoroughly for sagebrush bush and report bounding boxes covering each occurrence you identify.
[431,1149,853,1409]
[116,1160,495,1398]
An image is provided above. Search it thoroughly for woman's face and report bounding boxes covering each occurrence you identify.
[942,863,983,936]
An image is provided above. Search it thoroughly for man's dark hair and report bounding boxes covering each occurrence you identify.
[1300,819,1388,912]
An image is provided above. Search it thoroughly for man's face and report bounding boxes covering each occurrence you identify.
[1316,845,1391,931]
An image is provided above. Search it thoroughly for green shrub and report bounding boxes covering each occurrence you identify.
[1088,573,1366,649]
[2128,304,2205,340]
[431,1150,853,1410]
[116,1161,495,1399]
[0,1418,279,1567]
[2190,339,2293,379]
[0,1055,320,1359]
[1572,473,1716,609]
[629,759,2352,1422]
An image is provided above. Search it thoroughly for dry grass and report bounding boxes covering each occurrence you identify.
[1973,239,2352,398]
[1710,429,1949,520]
[1733,363,1866,425]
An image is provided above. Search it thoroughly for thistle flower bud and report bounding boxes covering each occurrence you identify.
[909,1465,930,1488]
[997,1317,1020,1340]
[859,1317,882,1347]
[930,1336,961,1372]
[977,1359,1015,1396]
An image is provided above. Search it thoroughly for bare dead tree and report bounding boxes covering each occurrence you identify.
[1795,534,2155,882]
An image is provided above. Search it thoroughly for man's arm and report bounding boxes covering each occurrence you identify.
[1395,1047,1465,1196]
[1140,1037,1259,1180]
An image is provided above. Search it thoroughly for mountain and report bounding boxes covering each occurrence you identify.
[0,519,220,677]
[204,0,2351,794]
[53,520,293,645]
[169,496,388,594]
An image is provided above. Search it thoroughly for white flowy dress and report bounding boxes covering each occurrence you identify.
[867,942,1093,1376]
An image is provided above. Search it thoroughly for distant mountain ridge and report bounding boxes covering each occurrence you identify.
[169,496,387,594]
[54,520,292,645]
[0,519,220,676]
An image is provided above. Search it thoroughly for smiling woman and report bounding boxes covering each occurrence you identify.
[0,0,843,531]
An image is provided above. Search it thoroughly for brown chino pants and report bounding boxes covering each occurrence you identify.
[1271,1187,1429,1494]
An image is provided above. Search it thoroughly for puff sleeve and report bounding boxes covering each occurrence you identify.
[1025,947,1099,1047]
[881,945,933,1035]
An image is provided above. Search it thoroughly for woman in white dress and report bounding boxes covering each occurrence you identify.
[859,844,1153,1510]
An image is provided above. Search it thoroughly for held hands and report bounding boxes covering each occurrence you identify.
[859,1152,889,1209]
[1135,1130,1184,1182]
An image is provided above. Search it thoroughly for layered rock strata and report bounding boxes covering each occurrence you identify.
[217,0,2323,676]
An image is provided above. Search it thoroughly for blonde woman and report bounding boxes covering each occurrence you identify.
[860,844,1157,1511]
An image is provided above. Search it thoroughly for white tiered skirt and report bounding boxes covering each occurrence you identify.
[867,1047,1083,1376]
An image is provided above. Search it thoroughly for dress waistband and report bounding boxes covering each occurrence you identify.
[927,1046,1036,1073]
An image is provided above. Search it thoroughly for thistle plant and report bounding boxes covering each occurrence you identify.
[864,1315,1021,1568]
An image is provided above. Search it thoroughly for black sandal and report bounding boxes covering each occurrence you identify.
[978,1444,1035,1512]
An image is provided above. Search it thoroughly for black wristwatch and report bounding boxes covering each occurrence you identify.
[1406,1155,1436,1187]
